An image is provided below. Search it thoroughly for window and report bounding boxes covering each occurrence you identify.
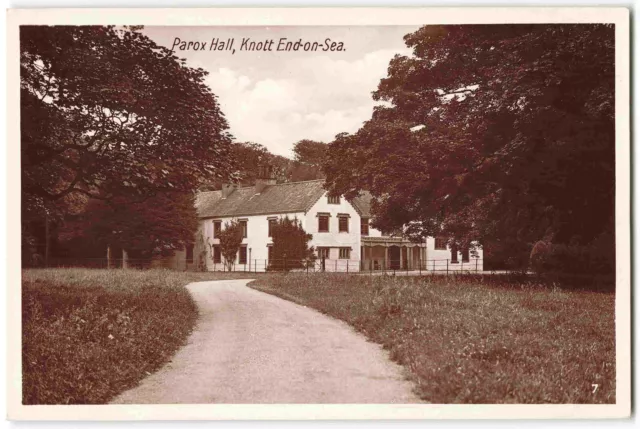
[186,244,194,264]
[434,237,447,250]
[239,220,248,238]
[213,245,221,263]
[328,195,340,204]
[338,215,349,233]
[239,246,247,264]
[318,247,330,259]
[461,248,470,263]
[318,214,329,232]
[360,218,369,236]
[339,247,351,259]
[268,218,277,237]
[268,245,273,261]
[213,220,222,238]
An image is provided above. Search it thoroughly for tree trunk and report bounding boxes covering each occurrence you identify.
[44,212,50,268]
[122,249,129,269]
[107,245,112,269]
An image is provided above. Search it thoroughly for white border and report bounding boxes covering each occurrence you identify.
[5,7,631,421]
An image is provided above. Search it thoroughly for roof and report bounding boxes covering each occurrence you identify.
[196,179,327,218]
[350,191,373,217]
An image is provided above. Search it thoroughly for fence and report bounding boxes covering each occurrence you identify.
[38,257,189,271]
[36,257,486,275]
[208,258,484,274]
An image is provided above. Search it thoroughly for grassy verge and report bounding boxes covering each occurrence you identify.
[250,273,615,404]
[22,268,251,404]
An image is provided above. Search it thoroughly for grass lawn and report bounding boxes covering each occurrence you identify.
[22,268,248,404]
[250,273,615,404]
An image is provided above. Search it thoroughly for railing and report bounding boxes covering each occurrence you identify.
[196,257,486,274]
[28,257,488,275]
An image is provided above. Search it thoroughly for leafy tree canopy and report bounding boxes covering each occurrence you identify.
[293,139,327,169]
[59,192,198,258]
[324,24,615,256]
[21,25,236,219]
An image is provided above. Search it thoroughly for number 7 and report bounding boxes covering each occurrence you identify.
[592,384,599,393]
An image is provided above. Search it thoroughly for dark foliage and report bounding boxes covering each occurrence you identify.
[218,220,244,270]
[21,25,235,262]
[268,216,315,271]
[323,25,615,271]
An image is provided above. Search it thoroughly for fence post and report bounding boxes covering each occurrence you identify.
[446,259,449,276]
[461,260,464,274]
[346,261,349,273]
[335,259,338,272]
[433,260,435,272]
[284,258,287,272]
[419,259,422,275]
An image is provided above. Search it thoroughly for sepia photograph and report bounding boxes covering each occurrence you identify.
[6,7,631,420]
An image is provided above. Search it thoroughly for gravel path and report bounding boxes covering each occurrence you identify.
[111,279,420,404]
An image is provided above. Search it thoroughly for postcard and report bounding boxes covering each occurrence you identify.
[6,7,631,420]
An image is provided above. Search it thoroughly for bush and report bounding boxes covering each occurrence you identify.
[529,238,614,276]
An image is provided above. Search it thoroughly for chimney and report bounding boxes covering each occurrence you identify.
[254,165,277,195]
[221,183,238,199]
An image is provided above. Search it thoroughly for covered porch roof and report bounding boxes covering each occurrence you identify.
[361,236,425,247]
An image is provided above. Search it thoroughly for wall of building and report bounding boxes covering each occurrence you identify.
[199,212,305,271]
[304,193,362,271]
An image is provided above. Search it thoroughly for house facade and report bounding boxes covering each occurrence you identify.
[182,178,482,272]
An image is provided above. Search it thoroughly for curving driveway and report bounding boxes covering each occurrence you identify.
[111,279,420,404]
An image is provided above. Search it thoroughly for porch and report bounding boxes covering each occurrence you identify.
[360,236,426,271]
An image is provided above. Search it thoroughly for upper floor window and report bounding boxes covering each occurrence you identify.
[239,220,248,238]
[268,218,277,237]
[213,220,222,238]
[338,215,349,233]
[328,195,340,204]
[318,213,330,232]
[434,237,447,250]
[360,218,369,236]
[339,247,351,259]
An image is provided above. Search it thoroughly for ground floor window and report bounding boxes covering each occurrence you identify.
[213,245,221,263]
[461,248,470,263]
[318,247,330,259]
[267,245,273,261]
[239,246,247,264]
[186,244,194,264]
[339,247,351,259]
[435,237,447,250]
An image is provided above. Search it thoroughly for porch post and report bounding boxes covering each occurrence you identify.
[384,246,389,271]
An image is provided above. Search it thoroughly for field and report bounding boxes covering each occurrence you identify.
[250,273,616,404]
[22,268,248,404]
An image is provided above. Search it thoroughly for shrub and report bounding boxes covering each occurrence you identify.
[529,238,614,276]
[269,216,315,271]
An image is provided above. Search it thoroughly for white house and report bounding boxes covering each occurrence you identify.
[167,176,483,273]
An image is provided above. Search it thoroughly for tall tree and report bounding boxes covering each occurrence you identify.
[21,25,235,215]
[59,192,198,260]
[269,216,315,271]
[218,220,243,271]
[293,140,327,169]
[324,25,615,266]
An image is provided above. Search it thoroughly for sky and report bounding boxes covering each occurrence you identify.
[143,26,419,158]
